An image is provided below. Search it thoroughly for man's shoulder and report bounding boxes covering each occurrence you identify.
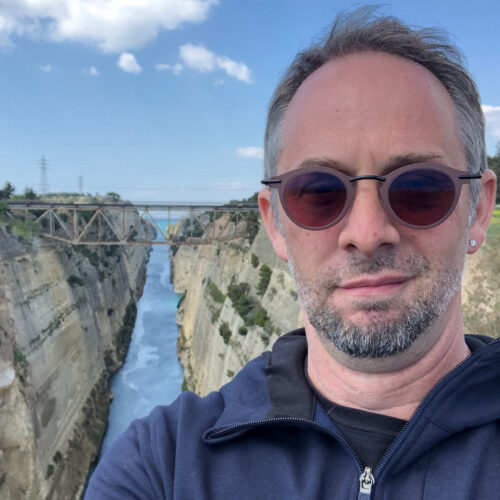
[121,347,274,438]
[84,350,273,499]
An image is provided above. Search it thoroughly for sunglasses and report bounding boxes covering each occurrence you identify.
[261,163,481,230]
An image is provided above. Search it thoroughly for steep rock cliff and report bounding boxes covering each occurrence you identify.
[172,224,302,396]
[0,222,150,499]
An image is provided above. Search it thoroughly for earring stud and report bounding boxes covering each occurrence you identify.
[470,239,477,247]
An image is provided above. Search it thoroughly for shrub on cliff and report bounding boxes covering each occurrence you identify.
[227,282,256,323]
[207,280,225,303]
[227,283,255,318]
[10,219,40,242]
[256,264,272,296]
[219,322,232,344]
[0,202,41,242]
[251,253,259,268]
[254,306,270,327]
[67,275,85,288]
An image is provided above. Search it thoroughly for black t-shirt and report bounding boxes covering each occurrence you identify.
[304,359,406,467]
[304,335,489,467]
[313,387,406,468]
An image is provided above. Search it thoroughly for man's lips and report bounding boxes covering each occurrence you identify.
[337,275,412,296]
[339,275,411,289]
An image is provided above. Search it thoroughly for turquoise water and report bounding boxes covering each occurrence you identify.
[98,220,184,456]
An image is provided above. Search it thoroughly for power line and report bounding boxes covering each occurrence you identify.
[39,155,49,194]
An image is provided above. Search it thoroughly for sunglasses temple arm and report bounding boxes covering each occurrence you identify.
[458,173,482,180]
[261,179,282,186]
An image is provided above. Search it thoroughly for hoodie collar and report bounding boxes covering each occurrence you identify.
[204,329,500,452]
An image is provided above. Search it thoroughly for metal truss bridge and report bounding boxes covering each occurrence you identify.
[4,201,260,246]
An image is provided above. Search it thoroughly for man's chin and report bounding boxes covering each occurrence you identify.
[331,303,405,326]
[309,304,434,360]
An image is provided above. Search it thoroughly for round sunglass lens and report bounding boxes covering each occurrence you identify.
[389,169,455,227]
[284,171,347,228]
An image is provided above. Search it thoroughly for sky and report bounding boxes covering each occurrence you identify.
[0,0,499,203]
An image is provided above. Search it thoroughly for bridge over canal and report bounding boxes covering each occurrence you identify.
[4,201,260,246]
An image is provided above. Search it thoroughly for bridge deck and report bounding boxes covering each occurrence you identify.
[4,201,260,245]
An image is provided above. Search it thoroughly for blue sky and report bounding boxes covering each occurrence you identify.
[1,0,499,203]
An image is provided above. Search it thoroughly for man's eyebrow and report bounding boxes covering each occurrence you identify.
[382,153,444,174]
[295,153,444,176]
[297,158,348,172]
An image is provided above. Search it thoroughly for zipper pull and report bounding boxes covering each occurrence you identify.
[358,466,375,499]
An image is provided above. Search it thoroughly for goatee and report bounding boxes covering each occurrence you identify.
[287,249,464,358]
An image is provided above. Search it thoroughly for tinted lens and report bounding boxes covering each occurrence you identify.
[284,171,347,228]
[389,169,455,226]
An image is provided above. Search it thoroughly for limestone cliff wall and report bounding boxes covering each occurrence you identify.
[172,219,498,398]
[0,220,150,499]
[172,224,302,397]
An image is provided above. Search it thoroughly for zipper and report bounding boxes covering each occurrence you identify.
[358,467,375,499]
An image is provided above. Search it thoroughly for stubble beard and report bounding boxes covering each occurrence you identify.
[287,247,465,359]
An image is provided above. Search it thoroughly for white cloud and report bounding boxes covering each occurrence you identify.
[179,43,252,83]
[482,104,500,117]
[216,56,252,83]
[87,65,99,76]
[180,43,216,71]
[214,79,224,86]
[155,62,183,75]
[39,63,52,72]
[237,146,264,160]
[0,0,219,53]
[482,104,500,143]
[118,53,141,74]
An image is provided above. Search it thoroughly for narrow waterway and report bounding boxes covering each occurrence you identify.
[99,225,184,457]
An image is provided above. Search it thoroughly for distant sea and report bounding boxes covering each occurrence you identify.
[98,219,184,457]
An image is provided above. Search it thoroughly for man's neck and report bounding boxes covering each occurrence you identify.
[305,304,471,420]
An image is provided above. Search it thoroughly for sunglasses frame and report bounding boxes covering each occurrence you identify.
[261,162,482,230]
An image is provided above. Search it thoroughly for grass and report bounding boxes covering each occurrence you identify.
[463,206,500,338]
[0,214,40,243]
[207,280,225,303]
[486,207,500,238]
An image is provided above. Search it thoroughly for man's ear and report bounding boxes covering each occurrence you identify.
[258,188,288,262]
[467,168,497,254]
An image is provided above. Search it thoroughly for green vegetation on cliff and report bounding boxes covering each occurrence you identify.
[256,264,272,296]
[219,322,232,344]
[0,201,40,242]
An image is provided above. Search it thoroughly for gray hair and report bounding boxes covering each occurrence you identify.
[264,7,485,227]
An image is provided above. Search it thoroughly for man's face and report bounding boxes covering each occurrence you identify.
[265,51,473,361]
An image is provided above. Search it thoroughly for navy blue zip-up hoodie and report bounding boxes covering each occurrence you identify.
[86,329,500,499]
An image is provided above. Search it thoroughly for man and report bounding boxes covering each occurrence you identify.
[86,9,498,499]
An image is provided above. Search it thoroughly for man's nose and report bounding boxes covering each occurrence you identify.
[337,181,400,256]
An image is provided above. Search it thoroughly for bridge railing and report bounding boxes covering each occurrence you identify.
[3,201,261,245]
